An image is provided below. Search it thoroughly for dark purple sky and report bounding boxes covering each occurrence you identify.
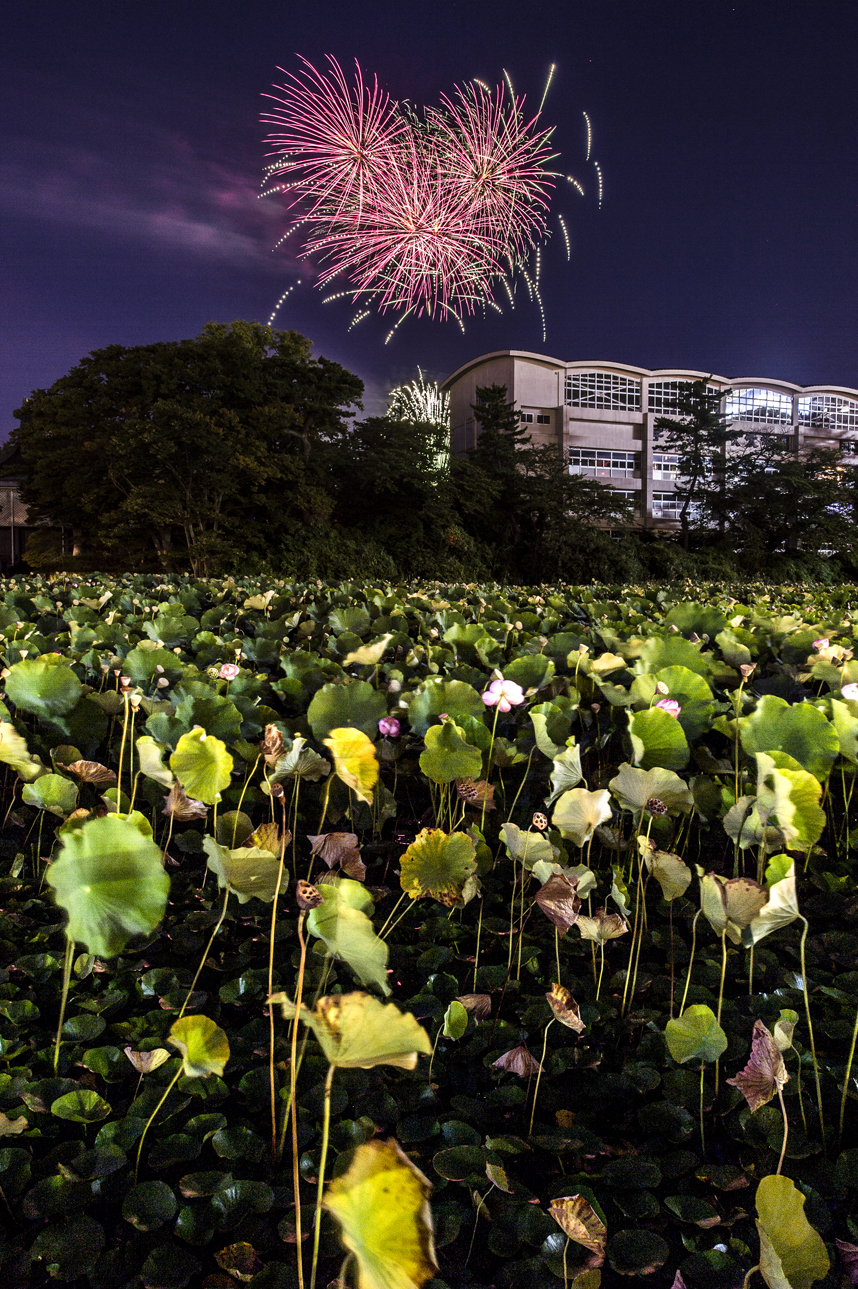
[3,0,858,437]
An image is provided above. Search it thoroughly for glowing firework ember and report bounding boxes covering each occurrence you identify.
[262,57,557,324]
[387,370,450,427]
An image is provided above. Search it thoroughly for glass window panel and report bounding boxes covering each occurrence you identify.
[797,395,858,431]
[648,380,720,414]
[652,491,680,517]
[725,388,793,424]
[568,447,639,478]
[565,371,641,411]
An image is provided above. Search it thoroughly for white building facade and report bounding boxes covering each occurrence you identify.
[441,351,858,528]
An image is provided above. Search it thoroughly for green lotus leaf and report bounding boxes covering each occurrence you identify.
[22,772,79,818]
[307,680,387,740]
[756,753,825,853]
[546,743,584,805]
[503,653,555,692]
[740,694,838,782]
[609,763,694,815]
[121,1180,177,1231]
[638,633,715,678]
[552,787,612,848]
[29,1215,105,1281]
[399,829,477,907]
[663,602,728,639]
[169,1015,230,1079]
[274,992,432,1069]
[5,655,83,719]
[407,678,485,737]
[829,697,858,763]
[745,858,799,946]
[419,721,482,785]
[641,844,692,901]
[628,707,690,771]
[306,879,390,994]
[170,727,233,804]
[175,691,243,745]
[324,726,378,805]
[443,1000,468,1040]
[323,1138,437,1289]
[51,1089,111,1123]
[202,837,283,904]
[530,707,568,759]
[756,1173,829,1289]
[342,633,394,665]
[46,814,169,957]
[500,822,558,868]
[665,1005,727,1065]
[630,666,716,741]
[329,605,372,637]
[0,719,48,782]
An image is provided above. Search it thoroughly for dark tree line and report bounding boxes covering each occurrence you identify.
[11,330,858,583]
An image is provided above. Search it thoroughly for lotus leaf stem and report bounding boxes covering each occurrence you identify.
[116,690,131,801]
[52,936,75,1073]
[680,909,702,1015]
[699,1060,706,1156]
[134,1066,182,1184]
[715,929,727,1094]
[776,1081,789,1175]
[837,998,858,1152]
[742,1265,760,1288]
[377,890,407,940]
[528,1018,554,1135]
[473,895,484,991]
[798,915,825,1143]
[481,704,501,833]
[310,1062,336,1289]
[268,806,289,1161]
[285,909,309,1289]
[177,883,230,1020]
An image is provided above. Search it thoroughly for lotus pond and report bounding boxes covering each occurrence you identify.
[1,574,857,1289]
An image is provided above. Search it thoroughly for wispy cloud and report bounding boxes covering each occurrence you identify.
[0,125,299,273]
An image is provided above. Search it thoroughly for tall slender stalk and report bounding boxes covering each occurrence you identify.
[837,999,858,1152]
[310,1063,336,1289]
[177,884,230,1020]
[797,915,825,1143]
[52,937,75,1073]
[528,1019,554,1135]
[134,1067,182,1183]
[268,803,290,1160]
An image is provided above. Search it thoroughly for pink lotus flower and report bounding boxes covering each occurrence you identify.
[656,697,681,718]
[378,716,401,738]
[482,677,525,712]
[841,683,858,701]
[219,663,240,681]
[813,638,829,651]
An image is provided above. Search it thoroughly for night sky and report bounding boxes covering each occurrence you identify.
[3,0,858,438]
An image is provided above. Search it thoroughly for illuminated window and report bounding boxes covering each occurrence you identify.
[568,448,638,478]
[652,491,680,518]
[797,395,858,432]
[725,388,793,424]
[648,380,720,415]
[536,414,551,424]
[652,453,679,480]
[565,371,641,411]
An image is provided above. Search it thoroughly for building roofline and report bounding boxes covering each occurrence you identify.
[441,351,858,400]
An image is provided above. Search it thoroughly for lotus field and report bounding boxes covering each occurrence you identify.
[2,573,858,1289]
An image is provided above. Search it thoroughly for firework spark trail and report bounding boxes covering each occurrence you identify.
[262,56,594,331]
[558,213,571,260]
[594,160,603,207]
[267,280,301,325]
[583,111,592,161]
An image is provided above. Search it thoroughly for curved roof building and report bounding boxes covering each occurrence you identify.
[441,351,858,527]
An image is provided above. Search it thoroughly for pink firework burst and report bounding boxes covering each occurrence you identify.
[262,57,559,323]
[262,56,407,222]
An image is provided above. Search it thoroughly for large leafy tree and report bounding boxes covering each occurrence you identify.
[12,321,362,572]
[654,379,741,549]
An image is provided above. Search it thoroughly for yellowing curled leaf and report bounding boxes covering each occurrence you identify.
[273,991,432,1070]
[324,727,378,805]
[546,983,585,1032]
[575,907,629,945]
[123,1046,170,1074]
[305,878,390,993]
[756,1173,829,1289]
[639,839,692,901]
[169,1015,230,1079]
[700,872,768,943]
[203,836,284,904]
[399,829,477,907]
[0,1110,27,1136]
[324,1138,438,1289]
[170,727,233,804]
[549,1194,607,1257]
[0,719,48,782]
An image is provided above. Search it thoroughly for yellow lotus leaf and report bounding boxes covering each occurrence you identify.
[324,727,378,805]
[549,1194,607,1257]
[324,1138,438,1289]
[273,991,432,1070]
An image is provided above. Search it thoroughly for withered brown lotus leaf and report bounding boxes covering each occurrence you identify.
[250,821,283,855]
[726,1019,789,1111]
[65,760,117,786]
[124,1046,170,1073]
[492,1044,542,1077]
[575,907,629,944]
[162,783,208,821]
[535,872,581,936]
[308,831,366,881]
[457,993,491,1022]
[545,983,585,1032]
[260,723,284,765]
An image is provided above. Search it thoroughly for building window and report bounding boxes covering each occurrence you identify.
[652,452,679,480]
[520,412,534,423]
[797,395,858,432]
[652,491,680,518]
[565,371,641,411]
[611,489,640,510]
[648,380,720,415]
[536,414,551,424]
[840,439,858,455]
[568,447,639,478]
[725,387,793,424]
